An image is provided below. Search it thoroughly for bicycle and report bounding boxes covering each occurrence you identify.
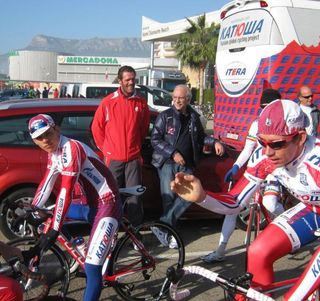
[235,181,297,250]
[8,185,185,301]
[0,239,69,301]
[167,265,320,301]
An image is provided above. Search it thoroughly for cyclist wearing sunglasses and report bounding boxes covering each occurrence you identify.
[171,99,320,301]
[297,85,320,137]
[27,114,122,301]
[201,89,284,264]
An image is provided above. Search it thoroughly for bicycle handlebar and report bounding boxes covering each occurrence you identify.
[168,266,275,301]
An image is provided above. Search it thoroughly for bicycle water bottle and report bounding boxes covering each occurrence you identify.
[74,236,87,257]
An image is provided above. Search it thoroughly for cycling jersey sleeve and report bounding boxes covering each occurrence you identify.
[52,140,83,231]
[32,156,59,208]
[198,176,260,214]
[197,144,272,215]
[233,121,258,168]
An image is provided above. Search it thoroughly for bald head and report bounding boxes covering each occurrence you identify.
[298,85,313,107]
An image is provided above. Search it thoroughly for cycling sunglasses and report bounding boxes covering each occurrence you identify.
[29,120,49,134]
[257,133,299,150]
[300,94,313,99]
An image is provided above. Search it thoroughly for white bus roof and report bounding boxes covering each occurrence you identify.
[221,0,320,14]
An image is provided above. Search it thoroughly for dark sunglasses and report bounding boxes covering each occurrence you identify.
[301,94,313,99]
[29,120,49,134]
[257,133,299,150]
[35,128,55,140]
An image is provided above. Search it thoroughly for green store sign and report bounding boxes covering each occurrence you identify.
[8,50,19,56]
[59,56,119,65]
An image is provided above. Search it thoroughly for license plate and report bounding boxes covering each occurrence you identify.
[226,133,239,140]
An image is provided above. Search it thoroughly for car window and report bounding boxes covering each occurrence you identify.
[85,87,117,98]
[59,113,96,149]
[0,116,34,146]
[151,89,172,107]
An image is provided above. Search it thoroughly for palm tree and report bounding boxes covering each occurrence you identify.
[175,14,219,105]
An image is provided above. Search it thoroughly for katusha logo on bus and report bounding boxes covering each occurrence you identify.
[220,19,264,40]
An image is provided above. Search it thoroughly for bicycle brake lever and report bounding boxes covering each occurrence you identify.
[231,272,253,287]
[166,266,185,284]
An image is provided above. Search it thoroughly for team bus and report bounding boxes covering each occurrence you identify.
[213,0,320,151]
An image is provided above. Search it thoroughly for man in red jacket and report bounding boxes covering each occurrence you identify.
[92,65,150,226]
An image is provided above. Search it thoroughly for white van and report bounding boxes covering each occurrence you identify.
[72,83,118,99]
[72,83,207,127]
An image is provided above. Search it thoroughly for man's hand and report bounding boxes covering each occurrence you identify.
[170,172,206,203]
[214,141,225,156]
[172,151,185,166]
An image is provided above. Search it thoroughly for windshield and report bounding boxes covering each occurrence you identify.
[151,88,172,107]
[162,80,186,93]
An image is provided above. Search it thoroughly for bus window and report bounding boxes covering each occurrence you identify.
[288,8,320,47]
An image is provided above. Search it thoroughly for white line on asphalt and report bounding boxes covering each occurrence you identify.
[185,247,246,258]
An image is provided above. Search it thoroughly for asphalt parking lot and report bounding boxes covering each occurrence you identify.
[4,218,309,301]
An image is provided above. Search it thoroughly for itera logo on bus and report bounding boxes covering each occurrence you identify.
[225,62,247,77]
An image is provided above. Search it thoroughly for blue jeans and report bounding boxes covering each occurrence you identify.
[158,163,192,227]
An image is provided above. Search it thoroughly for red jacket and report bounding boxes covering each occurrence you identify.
[92,87,150,163]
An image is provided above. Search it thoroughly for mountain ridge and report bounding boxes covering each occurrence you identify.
[0,34,151,75]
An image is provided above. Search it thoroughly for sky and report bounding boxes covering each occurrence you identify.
[0,0,230,55]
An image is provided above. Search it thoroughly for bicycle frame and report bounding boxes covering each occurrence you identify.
[244,190,273,248]
[43,217,157,284]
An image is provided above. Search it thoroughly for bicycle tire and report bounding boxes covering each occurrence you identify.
[6,237,70,300]
[108,221,185,301]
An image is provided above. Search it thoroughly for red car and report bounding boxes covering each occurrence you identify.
[0,98,236,239]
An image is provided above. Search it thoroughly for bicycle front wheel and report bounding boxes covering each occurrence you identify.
[109,221,185,301]
[7,237,70,300]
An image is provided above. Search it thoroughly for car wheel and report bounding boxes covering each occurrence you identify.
[236,205,268,231]
[0,187,37,239]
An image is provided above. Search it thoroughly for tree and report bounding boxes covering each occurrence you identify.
[175,14,219,105]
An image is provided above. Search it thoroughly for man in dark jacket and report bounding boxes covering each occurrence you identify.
[151,84,224,248]
[297,85,320,137]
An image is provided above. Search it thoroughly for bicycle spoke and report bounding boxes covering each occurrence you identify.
[109,221,185,301]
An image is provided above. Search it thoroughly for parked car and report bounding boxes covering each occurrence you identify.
[0,89,29,101]
[0,98,236,239]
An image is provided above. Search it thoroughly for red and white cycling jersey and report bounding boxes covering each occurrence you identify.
[32,135,121,231]
[199,136,320,214]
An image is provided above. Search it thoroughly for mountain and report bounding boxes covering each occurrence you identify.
[1,34,151,75]
[25,35,151,57]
